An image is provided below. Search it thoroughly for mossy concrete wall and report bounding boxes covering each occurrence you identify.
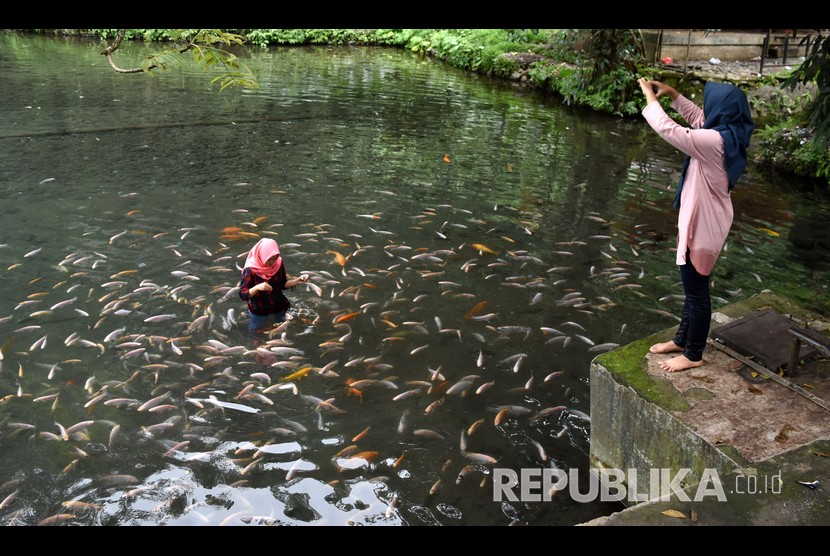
[589,291,829,508]
[590,353,740,504]
[586,291,830,523]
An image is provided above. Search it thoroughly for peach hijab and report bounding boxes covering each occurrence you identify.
[243,238,283,280]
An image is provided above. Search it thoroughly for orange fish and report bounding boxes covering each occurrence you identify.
[127,210,141,216]
[352,426,371,442]
[442,154,451,163]
[353,450,380,462]
[334,311,360,324]
[222,226,242,234]
[252,216,269,225]
[465,300,488,320]
[346,387,363,403]
[281,366,313,382]
[471,243,498,255]
[326,250,350,266]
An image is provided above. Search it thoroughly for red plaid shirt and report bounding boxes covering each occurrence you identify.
[238,265,291,316]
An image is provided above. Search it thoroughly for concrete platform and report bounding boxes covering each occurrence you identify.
[584,292,830,526]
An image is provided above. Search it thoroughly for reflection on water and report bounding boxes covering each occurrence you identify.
[0,33,827,526]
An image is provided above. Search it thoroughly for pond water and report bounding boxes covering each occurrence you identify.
[0,32,827,526]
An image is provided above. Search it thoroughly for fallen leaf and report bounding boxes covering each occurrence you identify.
[803,383,815,390]
[775,425,796,443]
[748,384,763,395]
[812,451,830,458]
[690,509,698,522]
[661,509,686,519]
[442,154,451,163]
[690,373,715,383]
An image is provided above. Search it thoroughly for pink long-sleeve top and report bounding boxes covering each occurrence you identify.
[642,95,732,276]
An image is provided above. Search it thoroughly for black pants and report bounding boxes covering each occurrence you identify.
[673,249,711,362]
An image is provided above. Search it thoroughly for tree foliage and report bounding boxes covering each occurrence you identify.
[556,29,646,116]
[783,31,830,151]
[101,29,258,92]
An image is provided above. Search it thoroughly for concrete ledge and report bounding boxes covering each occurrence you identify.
[586,292,830,525]
[590,354,741,500]
[583,439,830,526]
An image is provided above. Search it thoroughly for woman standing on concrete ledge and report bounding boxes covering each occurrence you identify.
[637,77,755,372]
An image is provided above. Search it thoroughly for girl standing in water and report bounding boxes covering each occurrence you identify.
[239,238,308,339]
[638,77,754,372]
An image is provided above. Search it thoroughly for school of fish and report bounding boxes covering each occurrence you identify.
[0,189,760,526]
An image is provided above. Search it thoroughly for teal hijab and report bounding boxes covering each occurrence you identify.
[673,82,755,209]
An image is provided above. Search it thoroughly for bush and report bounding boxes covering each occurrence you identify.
[756,123,830,182]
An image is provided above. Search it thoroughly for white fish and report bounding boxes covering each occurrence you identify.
[588,343,619,353]
[103,327,126,343]
[50,297,77,311]
[392,388,421,401]
[575,334,595,346]
[144,314,177,323]
[512,355,524,373]
[30,334,48,351]
[446,380,474,396]
[109,230,127,244]
[476,381,494,395]
[203,395,261,414]
[219,286,241,302]
[531,440,548,462]
[397,410,409,434]
[306,281,323,297]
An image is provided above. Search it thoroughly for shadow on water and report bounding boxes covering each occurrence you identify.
[0,33,827,526]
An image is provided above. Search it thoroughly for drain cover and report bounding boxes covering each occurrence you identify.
[711,308,817,372]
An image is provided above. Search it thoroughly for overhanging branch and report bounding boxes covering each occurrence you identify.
[101,29,148,73]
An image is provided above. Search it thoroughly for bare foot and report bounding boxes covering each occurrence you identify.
[649,341,684,354]
[658,355,704,372]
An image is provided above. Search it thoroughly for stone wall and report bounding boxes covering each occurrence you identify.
[642,30,806,65]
